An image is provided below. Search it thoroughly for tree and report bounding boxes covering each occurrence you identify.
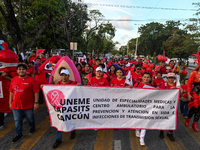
[164,30,199,58]
[54,0,89,57]
[82,10,104,55]
[91,22,116,57]
[0,0,61,54]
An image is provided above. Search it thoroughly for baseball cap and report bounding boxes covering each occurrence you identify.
[60,69,69,75]
[167,72,176,78]
[96,67,102,72]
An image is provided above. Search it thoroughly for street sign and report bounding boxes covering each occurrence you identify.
[70,42,77,50]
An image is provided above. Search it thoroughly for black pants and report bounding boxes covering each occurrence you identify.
[188,106,200,122]
[39,89,44,104]
[0,113,4,126]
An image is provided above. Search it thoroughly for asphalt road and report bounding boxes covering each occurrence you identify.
[0,67,199,150]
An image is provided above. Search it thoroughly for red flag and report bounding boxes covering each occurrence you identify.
[36,49,45,57]
[86,73,92,81]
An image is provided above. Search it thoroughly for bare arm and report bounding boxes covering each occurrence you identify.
[34,92,39,110]
[9,92,13,110]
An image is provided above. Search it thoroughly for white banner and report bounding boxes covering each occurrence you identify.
[42,86,179,132]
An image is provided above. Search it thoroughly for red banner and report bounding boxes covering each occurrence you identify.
[36,49,45,57]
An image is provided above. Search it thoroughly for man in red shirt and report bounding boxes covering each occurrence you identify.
[87,67,109,86]
[28,51,36,63]
[52,69,80,149]
[40,53,46,63]
[131,64,142,85]
[9,64,39,143]
[92,59,100,72]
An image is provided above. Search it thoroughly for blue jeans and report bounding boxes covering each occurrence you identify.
[180,101,189,117]
[56,130,75,141]
[12,108,35,135]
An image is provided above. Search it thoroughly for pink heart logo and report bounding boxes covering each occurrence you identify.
[47,90,65,108]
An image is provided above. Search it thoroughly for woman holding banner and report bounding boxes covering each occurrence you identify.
[110,68,128,87]
[185,53,200,132]
[133,72,151,146]
[159,73,176,141]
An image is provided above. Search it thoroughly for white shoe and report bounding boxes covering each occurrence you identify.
[140,137,145,146]
[4,113,8,117]
[135,130,140,138]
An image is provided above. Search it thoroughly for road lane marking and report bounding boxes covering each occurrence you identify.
[163,132,187,150]
[114,140,121,150]
[94,129,113,150]
[19,117,50,149]
[178,112,200,145]
[129,130,147,150]
[58,130,81,150]
[0,103,45,138]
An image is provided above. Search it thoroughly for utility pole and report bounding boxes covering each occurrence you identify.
[135,25,139,57]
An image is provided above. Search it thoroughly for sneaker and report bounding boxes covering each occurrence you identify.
[140,137,145,146]
[30,128,35,134]
[22,118,27,124]
[12,134,23,143]
[167,133,175,142]
[0,125,5,130]
[70,131,76,140]
[4,113,8,117]
[52,139,62,149]
[135,130,140,138]
[159,131,164,139]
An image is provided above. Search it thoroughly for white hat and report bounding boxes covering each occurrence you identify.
[166,66,171,70]
[60,69,69,75]
[167,72,176,78]
[96,67,102,72]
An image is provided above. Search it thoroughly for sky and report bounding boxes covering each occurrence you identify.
[78,0,200,49]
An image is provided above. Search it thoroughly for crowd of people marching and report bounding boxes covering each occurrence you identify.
[1,49,200,149]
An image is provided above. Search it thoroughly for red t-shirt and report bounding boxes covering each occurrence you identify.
[134,82,151,88]
[41,57,46,63]
[92,64,98,71]
[120,60,125,64]
[87,77,109,86]
[26,67,34,76]
[160,66,166,74]
[89,59,93,66]
[107,72,116,83]
[160,82,176,89]
[9,76,39,110]
[140,69,145,75]
[56,80,77,85]
[107,62,112,67]
[110,78,127,87]
[181,84,188,98]
[28,56,36,63]
[122,68,128,74]
[131,72,142,85]
[153,78,165,88]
